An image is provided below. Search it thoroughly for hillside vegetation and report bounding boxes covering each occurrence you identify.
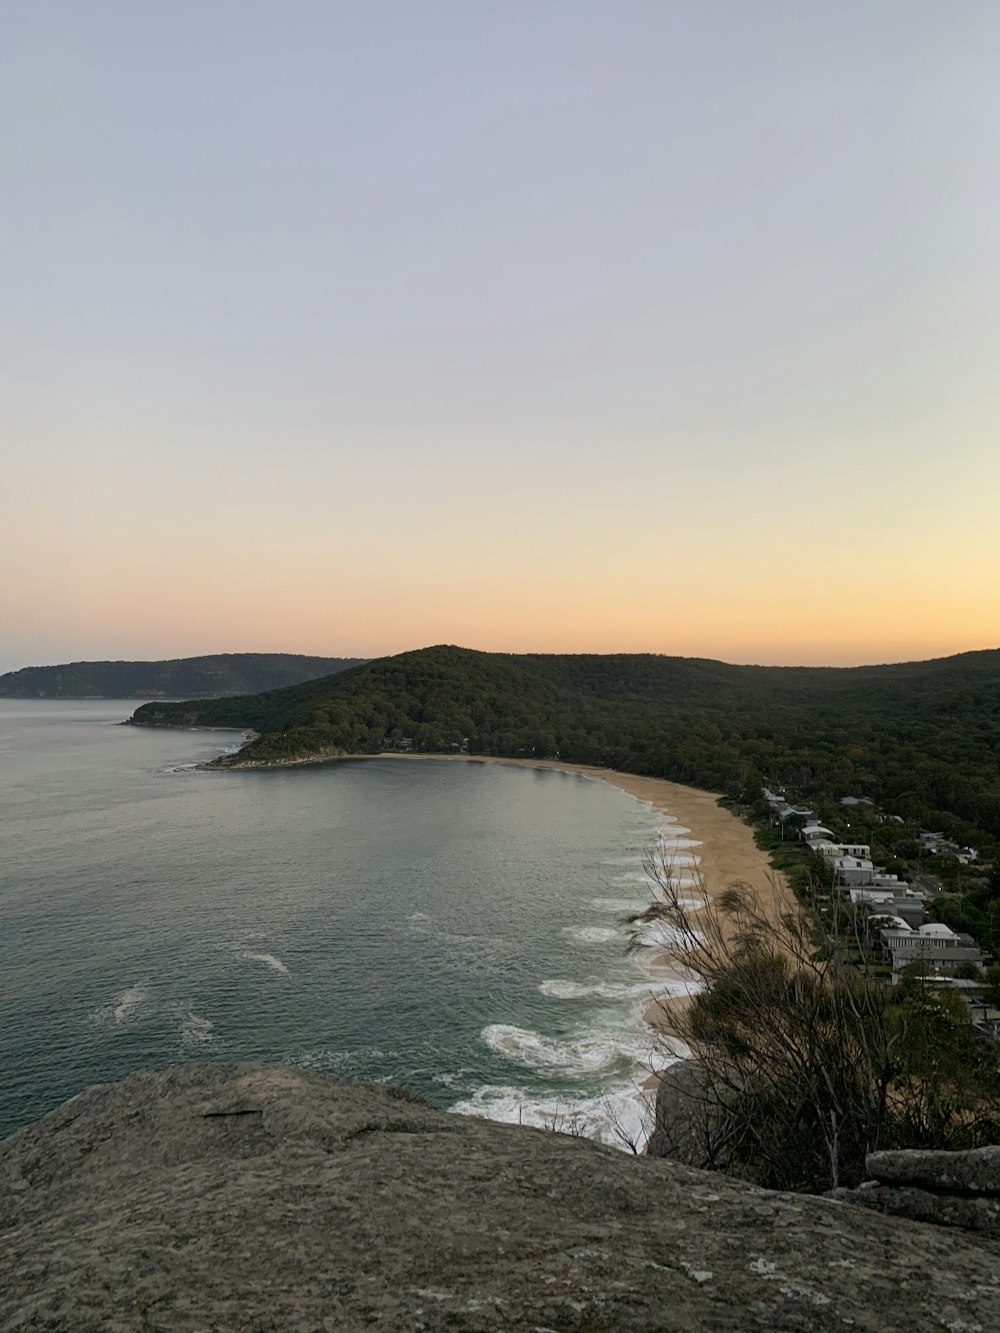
[0,653,365,699]
[130,645,1000,852]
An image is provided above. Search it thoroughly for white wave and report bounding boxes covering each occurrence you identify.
[176,1004,215,1045]
[540,976,701,1002]
[481,1022,658,1074]
[407,912,431,923]
[451,1080,658,1151]
[659,837,702,850]
[632,918,686,950]
[93,984,147,1026]
[240,951,290,975]
[588,896,648,912]
[561,924,623,945]
[654,852,701,867]
[540,978,654,1001]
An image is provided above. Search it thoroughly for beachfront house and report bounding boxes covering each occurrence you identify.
[816,842,871,862]
[831,856,875,888]
[809,839,841,858]
[776,804,816,822]
[880,922,989,979]
[849,887,925,927]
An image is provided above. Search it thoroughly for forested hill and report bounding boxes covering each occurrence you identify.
[0,653,365,699]
[129,645,1000,849]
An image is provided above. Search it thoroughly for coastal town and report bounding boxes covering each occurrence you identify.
[760,786,999,1038]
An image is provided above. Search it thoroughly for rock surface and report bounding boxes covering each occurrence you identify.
[829,1182,1000,1236]
[828,1146,1000,1238]
[865,1146,1000,1195]
[2,1064,1000,1332]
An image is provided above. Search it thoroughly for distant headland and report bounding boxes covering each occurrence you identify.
[0,653,365,700]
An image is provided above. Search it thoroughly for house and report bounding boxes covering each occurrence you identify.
[840,796,876,807]
[801,824,835,844]
[830,856,875,887]
[809,839,841,858]
[970,1009,1000,1041]
[880,922,989,979]
[839,843,871,860]
[778,804,816,823]
[849,887,925,927]
[816,842,871,862]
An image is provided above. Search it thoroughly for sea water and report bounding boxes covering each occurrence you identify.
[0,700,698,1146]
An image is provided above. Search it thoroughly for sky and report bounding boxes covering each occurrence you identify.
[2,0,999,671]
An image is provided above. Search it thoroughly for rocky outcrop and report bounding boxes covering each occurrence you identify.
[2,1064,1000,1331]
[830,1146,1000,1237]
[866,1146,1000,1195]
[646,1058,730,1170]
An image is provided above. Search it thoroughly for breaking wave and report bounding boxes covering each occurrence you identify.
[451,1081,658,1150]
[481,1021,658,1074]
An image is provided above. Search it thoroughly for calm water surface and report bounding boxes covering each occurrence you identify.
[0,701,691,1143]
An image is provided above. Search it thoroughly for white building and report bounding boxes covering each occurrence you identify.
[802,823,834,841]
[816,842,871,862]
[880,922,988,979]
[849,887,924,927]
[831,856,875,887]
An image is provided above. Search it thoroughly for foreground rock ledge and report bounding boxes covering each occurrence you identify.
[2,1066,999,1332]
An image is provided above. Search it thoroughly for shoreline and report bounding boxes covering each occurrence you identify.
[193,742,784,1128]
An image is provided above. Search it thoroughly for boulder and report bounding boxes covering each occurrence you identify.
[829,1183,1000,1235]
[2,1063,1000,1331]
[865,1145,1000,1195]
[646,1058,720,1167]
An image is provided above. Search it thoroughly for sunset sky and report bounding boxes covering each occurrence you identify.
[3,1,999,672]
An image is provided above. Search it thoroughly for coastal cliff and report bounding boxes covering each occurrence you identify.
[2,1064,999,1331]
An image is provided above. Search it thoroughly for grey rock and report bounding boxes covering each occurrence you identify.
[1,1063,999,1332]
[829,1183,1000,1235]
[647,1058,743,1176]
[866,1146,1000,1196]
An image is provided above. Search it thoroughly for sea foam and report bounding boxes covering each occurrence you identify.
[93,984,147,1026]
[175,1003,215,1045]
[481,1021,658,1074]
[240,951,290,975]
[561,924,623,945]
[451,1079,660,1151]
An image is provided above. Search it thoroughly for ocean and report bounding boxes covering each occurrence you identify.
[0,700,694,1146]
